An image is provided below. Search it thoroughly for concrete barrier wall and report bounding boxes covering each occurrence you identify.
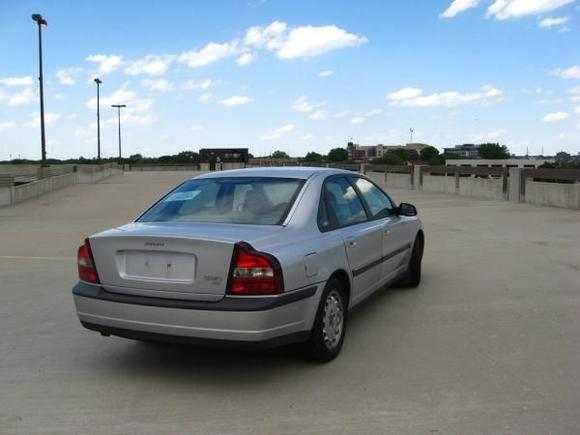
[127,165,200,172]
[76,167,122,183]
[0,187,12,206]
[524,181,580,209]
[366,171,413,190]
[422,174,457,195]
[12,177,53,203]
[458,177,504,200]
[0,168,121,207]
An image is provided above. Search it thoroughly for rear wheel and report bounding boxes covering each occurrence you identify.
[304,278,347,362]
[400,233,424,288]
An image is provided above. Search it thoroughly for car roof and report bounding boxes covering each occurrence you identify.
[193,166,355,180]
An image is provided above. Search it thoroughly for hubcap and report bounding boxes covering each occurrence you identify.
[322,290,344,350]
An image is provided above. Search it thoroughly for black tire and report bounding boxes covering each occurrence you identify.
[303,277,347,362]
[400,233,424,288]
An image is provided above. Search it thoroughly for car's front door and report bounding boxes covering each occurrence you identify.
[351,177,412,284]
[320,177,383,305]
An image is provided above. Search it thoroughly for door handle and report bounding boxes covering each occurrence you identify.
[345,238,357,247]
[384,228,392,236]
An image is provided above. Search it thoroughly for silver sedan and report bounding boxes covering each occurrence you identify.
[73,167,424,361]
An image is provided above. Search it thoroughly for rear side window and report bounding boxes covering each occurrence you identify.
[138,177,304,225]
[319,177,367,231]
[353,177,394,219]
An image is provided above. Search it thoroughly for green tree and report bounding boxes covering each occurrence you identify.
[420,146,440,162]
[327,148,348,162]
[304,151,323,162]
[129,153,143,163]
[372,150,406,165]
[175,151,199,163]
[478,143,510,159]
[271,150,290,159]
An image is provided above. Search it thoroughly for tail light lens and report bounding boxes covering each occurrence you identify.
[228,242,284,295]
[77,238,100,284]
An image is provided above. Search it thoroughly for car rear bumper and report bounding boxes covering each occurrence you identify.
[72,282,322,345]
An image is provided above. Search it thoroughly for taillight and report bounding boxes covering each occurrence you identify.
[77,238,100,284]
[228,242,284,295]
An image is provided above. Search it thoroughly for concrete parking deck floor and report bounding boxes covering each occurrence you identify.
[1,172,579,434]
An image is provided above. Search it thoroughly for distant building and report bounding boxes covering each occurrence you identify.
[200,148,249,163]
[346,142,430,161]
[445,158,554,169]
[443,144,481,158]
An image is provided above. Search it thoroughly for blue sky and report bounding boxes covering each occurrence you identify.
[0,0,579,160]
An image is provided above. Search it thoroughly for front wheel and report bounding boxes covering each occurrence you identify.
[400,233,424,288]
[303,278,347,362]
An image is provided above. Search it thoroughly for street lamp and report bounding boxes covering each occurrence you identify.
[111,104,126,165]
[94,78,102,161]
[32,13,48,165]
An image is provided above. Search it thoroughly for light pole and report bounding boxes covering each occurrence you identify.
[111,104,126,165]
[409,128,414,144]
[94,78,102,161]
[32,14,48,165]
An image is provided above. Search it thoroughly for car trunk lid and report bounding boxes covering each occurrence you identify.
[89,222,282,301]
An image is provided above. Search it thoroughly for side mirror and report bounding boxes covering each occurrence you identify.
[397,202,417,216]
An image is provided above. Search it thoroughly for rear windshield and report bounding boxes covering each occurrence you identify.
[138,177,305,225]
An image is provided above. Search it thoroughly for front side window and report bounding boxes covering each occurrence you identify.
[138,177,304,225]
[353,177,394,219]
[319,177,367,230]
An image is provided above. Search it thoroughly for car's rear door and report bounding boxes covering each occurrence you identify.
[350,177,412,283]
[319,176,383,305]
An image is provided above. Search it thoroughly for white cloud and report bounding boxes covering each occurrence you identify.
[539,16,569,27]
[124,55,175,76]
[552,65,580,79]
[309,110,327,120]
[176,21,366,71]
[469,129,507,142]
[542,111,570,122]
[245,21,288,49]
[54,93,64,100]
[141,78,175,92]
[110,113,156,126]
[236,52,256,66]
[350,116,366,124]
[440,0,481,18]
[0,76,33,86]
[261,124,295,140]
[386,87,423,101]
[300,133,314,140]
[7,88,35,106]
[277,25,367,59]
[183,79,215,91]
[487,0,574,20]
[0,121,16,131]
[290,95,326,113]
[575,106,580,114]
[86,82,153,116]
[56,67,82,85]
[29,112,61,127]
[387,85,503,107]
[86,54,123,74]
[245,21,367,59]
[365,108,383,116]
[190,124,203,131]
[74,127,92,137]
[179,41,239,68]
[199,93,212,102]
[319,70,334,77]
[217,95,254,106]
[334,110,351,118]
